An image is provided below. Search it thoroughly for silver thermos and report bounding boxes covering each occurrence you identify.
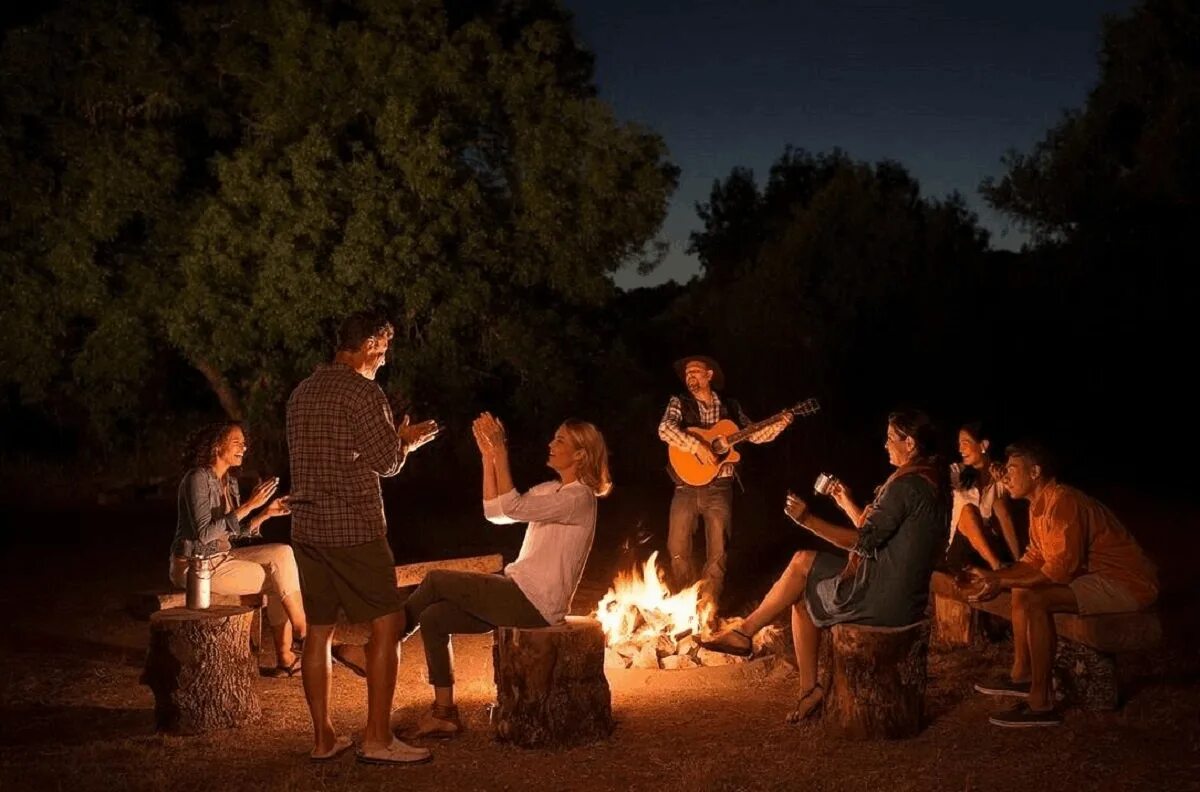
[185,555,214,609]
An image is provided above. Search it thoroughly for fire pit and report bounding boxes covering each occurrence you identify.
[593,551,778,670]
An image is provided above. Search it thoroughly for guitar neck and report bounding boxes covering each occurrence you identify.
[726,412,787,447]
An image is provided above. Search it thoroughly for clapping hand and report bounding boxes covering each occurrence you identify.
[398,415,440,453]
[246,477,279,510]
[263,497,291,519]
[473,412,508,455]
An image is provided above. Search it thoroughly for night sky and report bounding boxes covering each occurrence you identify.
[568,0,1137,289]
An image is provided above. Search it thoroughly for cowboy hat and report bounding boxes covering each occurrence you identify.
[673,355,725,390]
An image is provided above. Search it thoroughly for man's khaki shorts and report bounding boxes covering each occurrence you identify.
[1069,573,1141,616]
[294,536,402,625]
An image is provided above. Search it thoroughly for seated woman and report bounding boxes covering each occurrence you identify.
[700,409,949,723]
[402,412,611,739]
[944,421,1020,572]
[169,421,307,677]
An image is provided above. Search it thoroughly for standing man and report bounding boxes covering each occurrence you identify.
[966,440,1158,727]
[287,311,438,765]
[657,355,791,607]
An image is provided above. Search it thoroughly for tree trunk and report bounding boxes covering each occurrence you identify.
[141,606,261,734]
[192,358,244,420]
[825,621,929,740]
[492,617,614,748]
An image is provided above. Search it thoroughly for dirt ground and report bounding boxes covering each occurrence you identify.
[1,491,1198,791]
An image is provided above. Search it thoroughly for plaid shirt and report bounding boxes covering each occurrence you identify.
[657,393,784,479]
[286,363,407,547]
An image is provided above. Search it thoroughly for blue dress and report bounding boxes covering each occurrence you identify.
[805,470,949,628]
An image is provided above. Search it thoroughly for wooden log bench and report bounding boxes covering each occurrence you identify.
[491,616,614,748]
[140,606,262,733]
[818,621,930,740]
[930,570,1162,710]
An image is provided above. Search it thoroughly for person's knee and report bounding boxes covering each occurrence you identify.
[789,550,813,570]
[417,602,456,641]
[1011,587,1046,614]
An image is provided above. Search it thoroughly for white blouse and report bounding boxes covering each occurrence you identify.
[949,463,1006,540]
[483,480,597,624]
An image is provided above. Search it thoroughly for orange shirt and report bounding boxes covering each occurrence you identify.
[1020,482,1159,608]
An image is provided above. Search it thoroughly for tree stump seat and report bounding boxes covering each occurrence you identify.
[929,570,1162,710]
[491,616,614,748]
[819,621,930,740]
[141,605,262,734]
[127,589,266,656]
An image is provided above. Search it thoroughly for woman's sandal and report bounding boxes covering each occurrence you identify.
[785,684,824,724]
[697,628,754,658]
[263,655,302,678]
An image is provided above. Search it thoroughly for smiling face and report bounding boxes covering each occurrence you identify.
[216,426,248,469]
[958,429,990,468]
[546,425,582,475]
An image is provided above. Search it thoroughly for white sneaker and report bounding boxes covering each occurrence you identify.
[356,738,432,765]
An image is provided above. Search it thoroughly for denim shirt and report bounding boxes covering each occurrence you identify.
[170,467,251,558]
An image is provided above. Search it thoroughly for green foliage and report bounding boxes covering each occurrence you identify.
[0,0,678,450]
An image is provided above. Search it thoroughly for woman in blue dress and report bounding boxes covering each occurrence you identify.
[701,409,949,722]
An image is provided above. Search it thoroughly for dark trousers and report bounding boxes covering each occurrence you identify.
[404,570,546,686]
[667,479,734,603]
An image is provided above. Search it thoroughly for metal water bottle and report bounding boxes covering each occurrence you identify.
[185,555,213,609]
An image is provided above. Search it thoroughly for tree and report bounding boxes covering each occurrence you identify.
[686,147,990,421]
[0,0,678,454]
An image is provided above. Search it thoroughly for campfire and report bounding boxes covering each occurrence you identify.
[594,551,776,670]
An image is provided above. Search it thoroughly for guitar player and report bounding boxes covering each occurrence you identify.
[657,355,792,608]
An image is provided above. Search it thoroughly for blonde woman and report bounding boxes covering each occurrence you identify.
[401,413,611,739]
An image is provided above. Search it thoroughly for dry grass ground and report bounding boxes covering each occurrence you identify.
[1,493,1198,791]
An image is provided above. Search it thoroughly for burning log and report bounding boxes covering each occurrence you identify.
[661,654,701,670]
[141,606,261,734]
[492,617,614,748]
[604,647,630,669]
[824,621,929,740]
[632,642,661,669]
[696,647,745,667]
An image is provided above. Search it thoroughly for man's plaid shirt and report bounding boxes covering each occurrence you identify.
[286,363,407,547]
[657,393,784,480]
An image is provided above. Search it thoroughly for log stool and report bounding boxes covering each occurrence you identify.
[491,616,614,748]
[823,621,929,740]
[141,606,262,734]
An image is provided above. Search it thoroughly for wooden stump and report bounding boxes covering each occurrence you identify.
[492,617,614,748]
[824,621,929,740]
[141,606,262,734]
[1053,639,1119,711]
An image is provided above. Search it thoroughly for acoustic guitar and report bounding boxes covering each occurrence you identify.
[668,398,821,486]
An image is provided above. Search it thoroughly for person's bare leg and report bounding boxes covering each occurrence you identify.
[302,624,337,755]
[791,600,821,692]
[785,601,825,722]
[273,619,295,667]
[1023,586,1078,710]
[741,551,817,634]
[282,591,308,641]
[957,505,1002,570]
[360,610,404,751]
[1010,588,1032,683]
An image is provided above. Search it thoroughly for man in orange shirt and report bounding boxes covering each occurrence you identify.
[965,440,1158,727]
